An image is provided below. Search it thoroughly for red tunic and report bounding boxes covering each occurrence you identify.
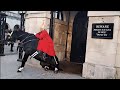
[35,30,56,56]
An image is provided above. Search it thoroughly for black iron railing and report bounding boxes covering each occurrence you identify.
[0,11,7,56]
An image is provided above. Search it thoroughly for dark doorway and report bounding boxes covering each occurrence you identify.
[70,11,88,63]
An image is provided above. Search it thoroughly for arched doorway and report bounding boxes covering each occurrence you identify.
[70,11,88,63]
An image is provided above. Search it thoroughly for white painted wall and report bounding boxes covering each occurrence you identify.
[88,11,120,16]
[6,18,20,30]
[25,11,51,34]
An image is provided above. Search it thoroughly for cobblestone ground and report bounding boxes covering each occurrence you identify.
[0,52,84,79]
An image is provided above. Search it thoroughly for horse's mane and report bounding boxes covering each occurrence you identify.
[19,30,34,35]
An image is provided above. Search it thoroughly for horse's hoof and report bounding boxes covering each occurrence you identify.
[44,66,49,71]
[17,70,22,72]
[17,59,23,62]
[17,67,24,72]
[54,68,58,74]
[10,50,14,52]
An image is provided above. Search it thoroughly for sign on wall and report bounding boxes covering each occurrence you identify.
[92,23,114,39]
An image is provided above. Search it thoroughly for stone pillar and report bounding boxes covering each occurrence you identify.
[53,19,68,61]
[82,11,120,79]
[66,11,78,61]
[25,11,51,34]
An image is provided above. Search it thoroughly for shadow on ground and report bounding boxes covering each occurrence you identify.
[59,61,83,76]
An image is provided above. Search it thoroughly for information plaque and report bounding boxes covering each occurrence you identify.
[92,23,114,39]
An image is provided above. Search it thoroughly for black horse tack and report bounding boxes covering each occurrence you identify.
[10,30,60,73]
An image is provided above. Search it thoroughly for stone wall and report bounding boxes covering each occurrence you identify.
[115,17,120,79]
[25,11,51,34]
[82,14,120,79]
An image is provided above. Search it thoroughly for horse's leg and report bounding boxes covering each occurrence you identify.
[17,47,23,62]
[41,61,50,71]
[17,52,29,72]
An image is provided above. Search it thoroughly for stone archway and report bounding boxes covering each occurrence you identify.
[70,11,88,63]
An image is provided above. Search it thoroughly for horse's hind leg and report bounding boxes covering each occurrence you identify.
[17,53,29,72]
[54,56,59,73]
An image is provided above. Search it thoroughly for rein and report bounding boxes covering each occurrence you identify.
[18,33,37,47]
[20,34,35,43]
[20,39,37,46]
[18,33,28,39]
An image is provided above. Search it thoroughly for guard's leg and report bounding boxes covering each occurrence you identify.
[54,56,59,73]
[50,56,59,73]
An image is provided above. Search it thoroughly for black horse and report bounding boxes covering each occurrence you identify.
[10,30,60,73]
